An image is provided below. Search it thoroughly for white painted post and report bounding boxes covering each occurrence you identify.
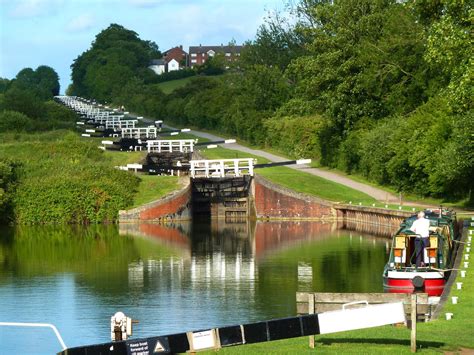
[411,294,417,353]
[220,161,225,177]
[234,159,239,177]
[205,161,209,178]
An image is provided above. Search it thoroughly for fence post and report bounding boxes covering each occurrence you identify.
[308,293,315,348]
[411,293,417,352]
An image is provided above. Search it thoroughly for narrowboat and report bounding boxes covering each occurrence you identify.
[383,208,460,296]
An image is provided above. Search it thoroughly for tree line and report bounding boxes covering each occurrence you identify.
[70,1,472,204]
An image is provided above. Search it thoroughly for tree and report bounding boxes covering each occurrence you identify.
[241,8,306,70]
[36,66,60,97]
[287,0,427,132]
[70,24,161,100]
[10,66,60,99]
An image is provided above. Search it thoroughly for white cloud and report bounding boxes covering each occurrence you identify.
[66,14,95,32]
[9,0,62,18]
[128,0,162,8]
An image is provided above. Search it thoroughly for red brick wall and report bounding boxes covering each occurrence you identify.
[119,184,191,222]
[253,175,335,220]
[140,187,191,220]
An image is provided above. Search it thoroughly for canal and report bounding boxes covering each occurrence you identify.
[0,220,392,353]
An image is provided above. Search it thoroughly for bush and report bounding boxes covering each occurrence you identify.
[152,68,196,83]
[0,133,140,224]
[264,115,324,159]
[0,110,34,132]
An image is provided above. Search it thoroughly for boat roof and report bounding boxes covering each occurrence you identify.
[399,208,456,231]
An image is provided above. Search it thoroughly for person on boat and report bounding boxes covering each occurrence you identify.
[410,211,430,267]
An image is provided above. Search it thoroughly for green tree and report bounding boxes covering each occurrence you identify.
[70,24,161,101]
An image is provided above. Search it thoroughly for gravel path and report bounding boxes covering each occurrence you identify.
[183,129,400,203]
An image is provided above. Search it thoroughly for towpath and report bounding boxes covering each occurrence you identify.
[173,127,400,203]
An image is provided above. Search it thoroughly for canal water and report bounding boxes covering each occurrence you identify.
[0,220,392,354]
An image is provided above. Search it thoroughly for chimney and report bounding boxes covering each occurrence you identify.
[180,45,182,49]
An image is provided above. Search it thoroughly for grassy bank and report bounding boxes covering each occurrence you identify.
[130,175,180,208]
[0,131,181,223]
[201,224,473,353]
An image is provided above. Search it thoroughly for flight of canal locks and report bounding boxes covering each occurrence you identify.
[0,97,469,354]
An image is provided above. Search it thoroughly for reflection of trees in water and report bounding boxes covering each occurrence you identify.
[0,225,181,295]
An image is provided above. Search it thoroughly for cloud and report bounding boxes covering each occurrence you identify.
[128,0,162,8]
[66,14,95,32]
[9,0,62,18]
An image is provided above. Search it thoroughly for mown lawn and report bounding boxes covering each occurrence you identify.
[130,174,180,208]
[156,77,194,94]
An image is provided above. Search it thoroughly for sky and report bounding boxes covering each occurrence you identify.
[0,0,285,94]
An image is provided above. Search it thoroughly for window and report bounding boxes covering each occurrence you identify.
[225,53,231,57]
[191,53,197,57]
[191,59,197,63]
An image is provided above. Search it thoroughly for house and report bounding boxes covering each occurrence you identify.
[188,44,243,67]
[163,45,188,71]
[148,45,188,75]
[167,58,180,72]
[148,59,166,75]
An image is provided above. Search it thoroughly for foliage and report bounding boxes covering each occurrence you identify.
[264,115,323,159]
[0,110,34,132]
[240,8,306,70]
[11,65,60,99]
[0,132,140,224]
[149,68,196,84]
[0,159,20,223]
[0,100,76,133]
[65,5,471,204]
[70,24,161,102]
[1,87,46,119]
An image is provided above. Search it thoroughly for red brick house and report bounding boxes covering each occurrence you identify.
[163,45,188,71]
[188,44,243,67]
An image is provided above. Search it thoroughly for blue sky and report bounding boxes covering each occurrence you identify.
[0,0,285,94]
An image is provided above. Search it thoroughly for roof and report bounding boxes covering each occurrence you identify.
[150,59,165,66]
[189,45,244,55]
[164,46,188,55]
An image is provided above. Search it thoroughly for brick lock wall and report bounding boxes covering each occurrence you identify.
[253,175,335,220]
[119,183,192,222]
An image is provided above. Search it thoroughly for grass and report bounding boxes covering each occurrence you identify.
[200,223,474,354]
[156,77,194,94]
[198,146,271,163]
[258,166,376,204]
[102,150,147,166]
[130,174,180,208]
[101,145,182,208]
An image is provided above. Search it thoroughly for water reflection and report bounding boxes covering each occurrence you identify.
[0,220,393,353]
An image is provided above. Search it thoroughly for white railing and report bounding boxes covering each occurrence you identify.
[147,139,196,153]
[122,127,158,139]
[105,120,137,130]
[0,322,67,351]
[190,158,255,178]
